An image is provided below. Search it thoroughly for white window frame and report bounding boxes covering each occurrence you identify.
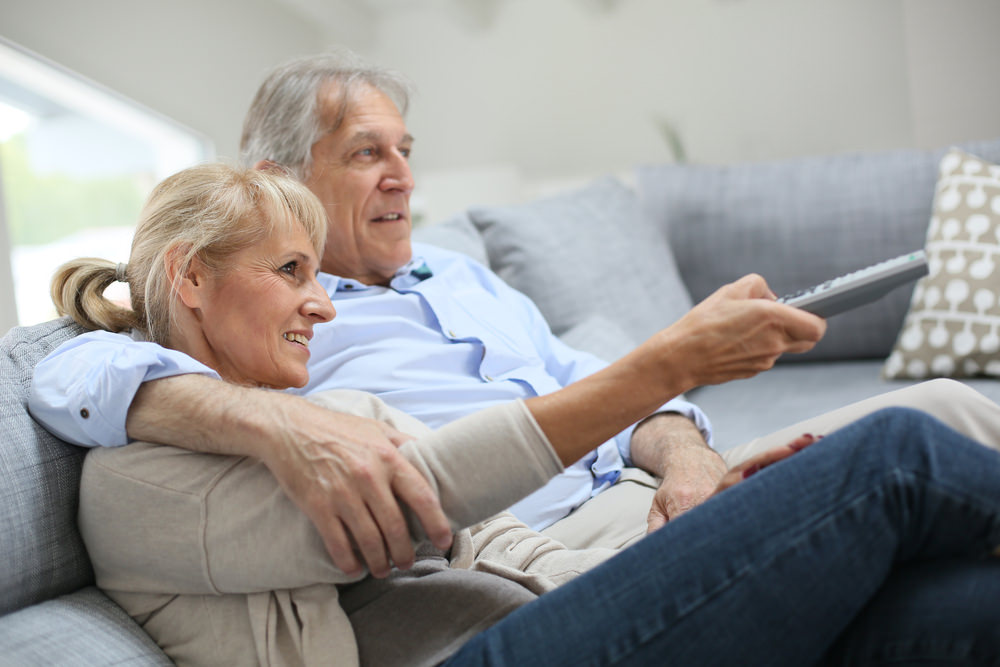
[0,37,213,334]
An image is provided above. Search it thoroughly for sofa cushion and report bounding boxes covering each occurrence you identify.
[413,211,490,267]
[0,586,170,664]
[687,360,1000,451]
[884,148,1000,378]
[468,176,694,346]
[0,317,91,616]
[638,138,1000,362]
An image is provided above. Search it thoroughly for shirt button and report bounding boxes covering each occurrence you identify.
[80,408,90,419]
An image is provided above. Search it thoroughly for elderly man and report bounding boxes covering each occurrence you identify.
[30,51,717,571]
[29,51,1000,580]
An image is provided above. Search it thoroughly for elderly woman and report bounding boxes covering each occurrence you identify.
[51,163,1000,666]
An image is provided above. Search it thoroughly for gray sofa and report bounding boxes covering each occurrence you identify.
[3,138,1000,663]
[415,136,1000,448]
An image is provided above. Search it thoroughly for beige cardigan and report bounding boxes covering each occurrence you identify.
[79,390,615,666]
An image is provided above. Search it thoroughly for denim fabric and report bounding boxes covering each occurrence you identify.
[444,408,1000,666]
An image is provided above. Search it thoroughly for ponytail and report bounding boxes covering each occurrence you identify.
[50,257,141,334]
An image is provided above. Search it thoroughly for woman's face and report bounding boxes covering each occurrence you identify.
[191,221,334,389]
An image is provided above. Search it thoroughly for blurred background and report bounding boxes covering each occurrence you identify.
[1,0,998,333]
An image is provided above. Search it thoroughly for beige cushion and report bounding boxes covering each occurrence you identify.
[883,148,1000,378]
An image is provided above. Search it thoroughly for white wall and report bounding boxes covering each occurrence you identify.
[1,0,998,219]
[360,0,1000,218]
[0,0,332,159]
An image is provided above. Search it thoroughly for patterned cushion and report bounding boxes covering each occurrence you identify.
[883,149,1000,378]
[468,177,693,346]
[0,317,91,616]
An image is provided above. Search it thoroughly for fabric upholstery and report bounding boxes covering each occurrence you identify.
[686,359,1000,450]
[884,148,1000,378]
[0,586,170,665]
[0,317,91,616]
[637,138,1000,362]
[468,177,694,345]
[413,211,490,267]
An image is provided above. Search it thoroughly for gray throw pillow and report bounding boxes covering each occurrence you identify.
[412,211,490,267]
[468,177,694,346]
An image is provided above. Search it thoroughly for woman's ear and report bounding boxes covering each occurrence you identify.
[165,244,208,310]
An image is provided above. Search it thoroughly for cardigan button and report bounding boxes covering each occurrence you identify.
[80,408,90,419]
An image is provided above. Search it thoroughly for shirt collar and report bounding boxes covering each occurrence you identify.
[324,255,434,293]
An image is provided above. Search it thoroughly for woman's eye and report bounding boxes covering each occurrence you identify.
[280,261,298,276]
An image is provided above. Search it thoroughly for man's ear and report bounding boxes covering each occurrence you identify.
[164,244,208,310]
[253,159,287,174]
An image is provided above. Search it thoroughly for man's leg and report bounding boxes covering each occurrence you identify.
[724,378,1000,466]
[540,468,658,550]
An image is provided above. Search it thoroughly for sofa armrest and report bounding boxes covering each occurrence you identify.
[0,587,170,665]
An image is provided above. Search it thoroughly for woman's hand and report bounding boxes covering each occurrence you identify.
[713,433,820,495]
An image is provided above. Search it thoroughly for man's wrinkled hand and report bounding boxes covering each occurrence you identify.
[645,443,727,532]
[262,401,453,579]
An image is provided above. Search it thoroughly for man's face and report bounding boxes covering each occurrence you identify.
[303,84,416,285]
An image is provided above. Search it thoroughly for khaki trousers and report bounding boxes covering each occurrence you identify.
[543,379,1000,551]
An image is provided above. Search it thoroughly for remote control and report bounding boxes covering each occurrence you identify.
[778,250,928,318]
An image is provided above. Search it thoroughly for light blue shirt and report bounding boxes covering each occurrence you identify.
[29,243,711,530]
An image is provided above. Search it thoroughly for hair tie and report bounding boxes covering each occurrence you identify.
[115,262,129,283]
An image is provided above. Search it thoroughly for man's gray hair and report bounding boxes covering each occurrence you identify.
[239,49,413,180]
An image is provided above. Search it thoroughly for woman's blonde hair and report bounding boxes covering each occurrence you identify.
[51,163,328,345]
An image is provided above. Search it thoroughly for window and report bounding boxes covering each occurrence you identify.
[0,38,213,333]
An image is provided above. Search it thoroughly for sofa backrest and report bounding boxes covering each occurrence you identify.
[638,138,1000,362]
[414,177,693,363]
[416,139,1000,364]
[0,317,92,617]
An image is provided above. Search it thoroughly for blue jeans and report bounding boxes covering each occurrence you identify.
[443,408,1000,666]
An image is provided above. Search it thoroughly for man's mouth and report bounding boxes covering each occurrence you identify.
[373,213,403,222]
[283,332,309,347]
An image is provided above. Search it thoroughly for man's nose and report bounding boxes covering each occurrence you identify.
[381,150,415,194]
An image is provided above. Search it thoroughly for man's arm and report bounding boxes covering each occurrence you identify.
[125,375,454,578]
[457,252,715,464]
[629,413,727,532]
[29,332,452,577]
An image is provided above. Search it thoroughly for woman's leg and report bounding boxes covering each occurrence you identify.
[822,557,1000,665]
[444,408,1000,667]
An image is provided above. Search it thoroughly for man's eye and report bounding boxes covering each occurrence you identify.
[400,147,411,159]
[357,148,375,157]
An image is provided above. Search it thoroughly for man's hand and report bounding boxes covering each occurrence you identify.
[127,375,453,579]
[656,274,827,391]
[630,413,727,533]
[259,399,454,578]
